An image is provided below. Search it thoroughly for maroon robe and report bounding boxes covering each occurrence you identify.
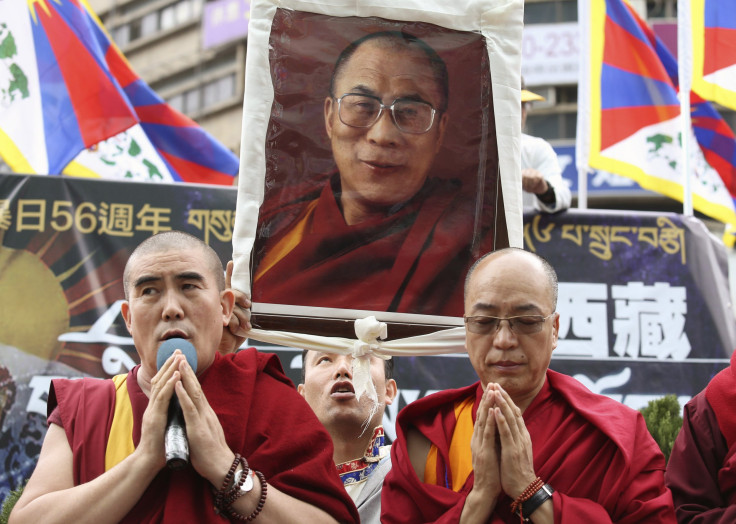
[665,351,736,522]
[381,370,676,523]
[252,174,494,317]
[48,348,359,523]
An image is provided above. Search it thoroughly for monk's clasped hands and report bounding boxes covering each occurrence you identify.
[473,383,538,501]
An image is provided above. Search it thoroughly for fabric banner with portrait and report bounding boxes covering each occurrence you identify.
[231,0,525,325]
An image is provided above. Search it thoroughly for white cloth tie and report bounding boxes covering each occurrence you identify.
[351,316,388,406]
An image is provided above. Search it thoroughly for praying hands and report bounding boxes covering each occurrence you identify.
[461,384,551,524]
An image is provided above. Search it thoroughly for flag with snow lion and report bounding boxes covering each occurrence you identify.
[578,0,736,234]
[0,0,238,184]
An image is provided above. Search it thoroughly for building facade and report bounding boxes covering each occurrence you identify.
[91,0,247,156]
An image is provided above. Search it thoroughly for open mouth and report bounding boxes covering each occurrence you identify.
[331,380,355,396]
[161,330,188,341]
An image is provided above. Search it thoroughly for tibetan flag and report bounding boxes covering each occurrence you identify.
[689,0,736,112]
[0,0,237,184]
[578,0,736,229]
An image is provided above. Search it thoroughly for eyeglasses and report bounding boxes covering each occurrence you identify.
[463,313,555,336]
[334,93,437,134]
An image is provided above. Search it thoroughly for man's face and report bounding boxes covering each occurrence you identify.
[324,40,448,221]
[298,351,397,435]
[464,252,559,407]
[121,247,233,379]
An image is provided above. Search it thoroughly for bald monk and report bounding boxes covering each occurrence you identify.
[381,248,676,523]
[10,231,358,523]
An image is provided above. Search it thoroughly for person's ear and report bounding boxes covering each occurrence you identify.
[220,289,235,327]
[384,378,398,405]
[434,112,449,153]
[324,96,335,139]
[297,383,306,397]
[121,301,133,335]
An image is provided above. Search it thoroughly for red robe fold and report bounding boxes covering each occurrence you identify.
[706,350,736,450]
[381,370,675,523]
[48,348,359,523]
[252,174,494,317]
[665,351,736,522]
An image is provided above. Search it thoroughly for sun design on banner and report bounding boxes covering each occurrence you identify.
[0,237,69,361]
[0,228,128,370]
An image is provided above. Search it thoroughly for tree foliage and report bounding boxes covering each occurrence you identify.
[640,394,683,464]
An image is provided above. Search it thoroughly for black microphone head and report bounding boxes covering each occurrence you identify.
[157,338,198,372]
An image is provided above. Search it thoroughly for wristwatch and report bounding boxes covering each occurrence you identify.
[232,466,254,494]
[515,484,554,521]
[538,182,556,204]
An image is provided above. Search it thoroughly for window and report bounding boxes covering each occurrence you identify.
[175,0,192,24]
[203,81,219,109]
[168,94,184,113]
[109,0,204,47]
[160,5,176,31]
[141,12,158,37]
[526,111,577,141]
[166,73,237,116]
[185,89,201,113]
[191,0,202,18]
[556,85,577,104]
[112,25,130,47]
[646,0,677,19]
[560,0,577,21]
[128,18,142,42]
[524,0,577,24]
[203,74,236,108]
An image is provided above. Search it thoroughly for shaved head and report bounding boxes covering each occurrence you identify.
[123,231,225,299]
[464,248,558,309]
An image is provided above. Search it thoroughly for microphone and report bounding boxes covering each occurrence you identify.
[156,338,198,470]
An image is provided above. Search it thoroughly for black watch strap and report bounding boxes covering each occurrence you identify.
[515,484,555,521]
[538,182,556,204]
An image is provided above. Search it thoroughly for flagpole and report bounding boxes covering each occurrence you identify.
[678,0,694,216]
[575,0,589,210]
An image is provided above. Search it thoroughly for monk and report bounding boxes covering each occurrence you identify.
[252,30,494,317]
[665,351,736,522]
[10,231,358,523]
[381,248,676,523]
